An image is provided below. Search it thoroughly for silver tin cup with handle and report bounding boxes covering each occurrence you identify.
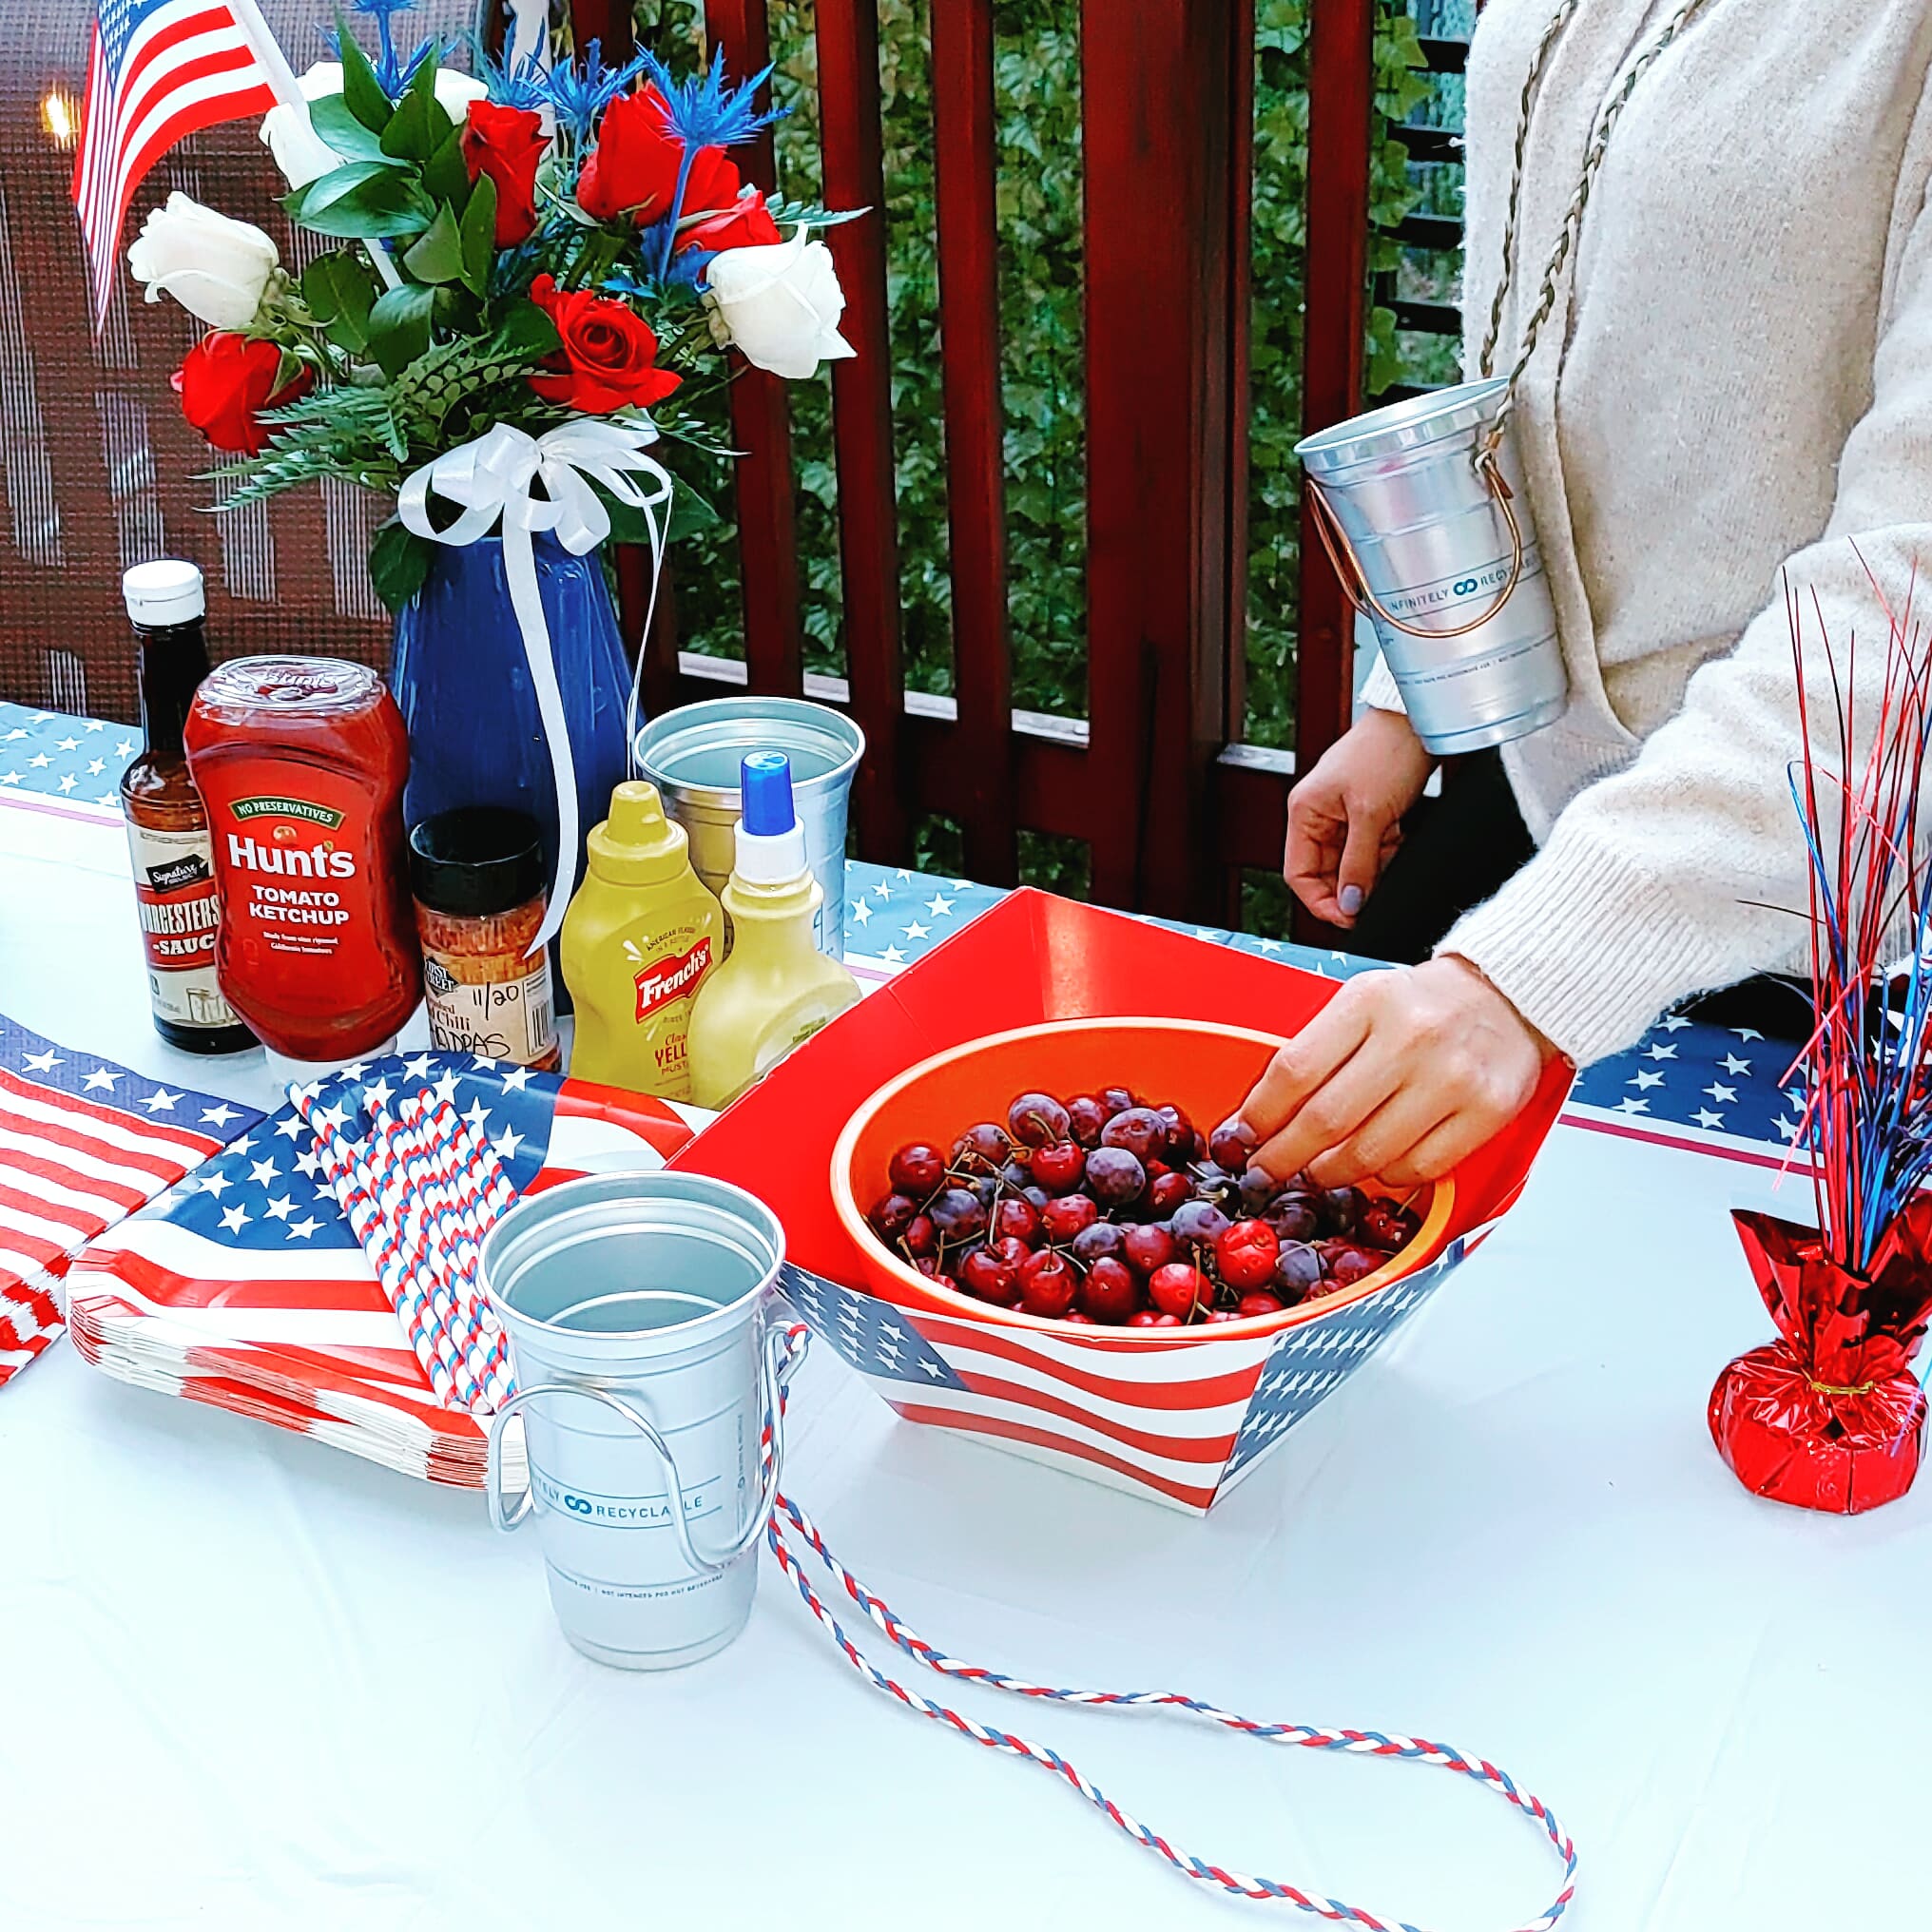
[633,697,864,960]
[1295,377,1568,755]
[482,1171,805,1671]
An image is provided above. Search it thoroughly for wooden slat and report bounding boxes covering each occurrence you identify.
[1081,0,1241,919]
[1222,0,1256,920]
[1294,0,1375,938]
[705,0,804,697]
[567,0,632,60]
[814,0,907,863]
[929,0,1016,885]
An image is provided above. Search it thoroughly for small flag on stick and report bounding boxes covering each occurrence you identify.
[71,0,304,326]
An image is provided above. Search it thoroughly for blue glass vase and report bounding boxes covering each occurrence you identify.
[390,535,634,914]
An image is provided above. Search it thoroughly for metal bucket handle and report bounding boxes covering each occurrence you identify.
[485,1320,809,1579]
[1304,447,1526,642]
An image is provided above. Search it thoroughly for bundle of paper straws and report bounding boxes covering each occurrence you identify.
[293,1087,517,1414]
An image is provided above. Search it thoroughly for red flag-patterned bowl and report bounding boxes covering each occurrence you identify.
[831,1017,1454,1342]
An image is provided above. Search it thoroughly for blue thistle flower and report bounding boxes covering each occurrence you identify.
[324,0,435,97]
[637,47,783,151]
[543,38,649,142]
[470,38,551,113]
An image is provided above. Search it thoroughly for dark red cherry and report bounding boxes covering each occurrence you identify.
[1154,1103,1193,1153]
[888,1142,946,1197]
[1018,1248,1078,1319]
[1030,1141,1087,1193]
[959,1243,1021,1304]
[952,1122,1012,1175]
[1275,1244,1323,1298]
[869,1192,918,1242]
[928,1187,987,1243]
[1148,1170,1192,1215]
[1265,1194,1320,1245]
[1007,1091,1072,1149]
[901,1213,937,1258]
[1123,1224,1176,1277]
[1039,1192,1099,1244]
[1235,1290,1286,1319]
[1077,1256,1140,1323]
[1323,1243,1383,1285]
[992,1196,1042,1247]
[1099,1086,1136,1117]
[1128,1310,1184,1328]
[1169,1200,1231,1248]
[1209,1116,1257,1170]
[1066,1094,1109,1148]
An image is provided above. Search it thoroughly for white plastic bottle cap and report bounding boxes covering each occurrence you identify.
[123,559,205,627]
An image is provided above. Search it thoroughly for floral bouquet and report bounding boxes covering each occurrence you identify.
[1709,576,1932,1514]
[123,0,858,946]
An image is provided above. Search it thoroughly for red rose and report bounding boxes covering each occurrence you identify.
[462,99,547,245]
[575,85,740,226]
[526,274,682,414]
[676,186,782,256]
[171,333,313,455]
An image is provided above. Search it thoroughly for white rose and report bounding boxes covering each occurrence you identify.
[261,60,491,191]
[704,229,857,380]
[126,192,280,329]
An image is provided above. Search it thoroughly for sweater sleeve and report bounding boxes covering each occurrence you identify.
[1441,194,1932,1066]
[1360,649,1405,715]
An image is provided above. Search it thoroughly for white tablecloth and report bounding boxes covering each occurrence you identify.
[4,796,1922,1932]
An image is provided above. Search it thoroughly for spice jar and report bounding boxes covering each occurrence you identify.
[409,808,561,1071]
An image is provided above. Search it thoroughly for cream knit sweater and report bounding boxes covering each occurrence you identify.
[1358,0,1932,1064]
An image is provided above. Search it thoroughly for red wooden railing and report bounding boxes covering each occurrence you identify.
[570,0,1381,926]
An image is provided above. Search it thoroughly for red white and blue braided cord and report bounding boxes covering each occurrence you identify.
[760,1331,1577,1931]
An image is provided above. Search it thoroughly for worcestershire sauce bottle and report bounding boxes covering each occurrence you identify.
[118,562,254,1054]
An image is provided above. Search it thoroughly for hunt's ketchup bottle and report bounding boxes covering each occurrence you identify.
[185,657,421,1083]
[118,562,254,1055]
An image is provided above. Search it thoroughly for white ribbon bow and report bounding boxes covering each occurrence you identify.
[398,419,674,955]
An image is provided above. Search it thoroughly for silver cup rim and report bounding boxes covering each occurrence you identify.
[1295,376,1510,476]
[632,697,865,801]
[481,1170,786,1352]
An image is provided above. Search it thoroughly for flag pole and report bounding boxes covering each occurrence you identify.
[226,0,307,109]
[227,0,404,291]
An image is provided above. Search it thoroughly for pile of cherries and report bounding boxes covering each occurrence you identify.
[865,1086,1420,1327]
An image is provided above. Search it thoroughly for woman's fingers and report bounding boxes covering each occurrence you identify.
[1284,789,1349,922]
[1237,985,1376,1147]
[1304,1087,1457,1189]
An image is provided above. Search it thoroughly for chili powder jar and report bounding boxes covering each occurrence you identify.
[409,808,561,1071]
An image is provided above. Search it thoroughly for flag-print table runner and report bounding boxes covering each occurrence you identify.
[0,1014,259,1386]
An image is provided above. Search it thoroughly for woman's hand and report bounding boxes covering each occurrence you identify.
[1285,708,1437,925]
[1236,956,1556,1188]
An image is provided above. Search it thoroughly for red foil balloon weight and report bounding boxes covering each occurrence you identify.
[1710,1200,1932,1515]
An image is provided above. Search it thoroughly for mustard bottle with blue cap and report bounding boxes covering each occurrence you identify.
[686,753,861,1111]
[560,781,724,1099]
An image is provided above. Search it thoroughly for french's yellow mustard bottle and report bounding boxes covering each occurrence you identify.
[560,782,724,1099]
[686,753,860,1111]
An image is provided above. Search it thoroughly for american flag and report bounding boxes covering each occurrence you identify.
[778,1236,1474,1514]
[64,1052,708,1484]
[72,0,288,322]
[0,1015,257,1387]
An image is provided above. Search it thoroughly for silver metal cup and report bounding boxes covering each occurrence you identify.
[632,698,865,959]
[1296,377,1568,755]
[482,1172,804,1671]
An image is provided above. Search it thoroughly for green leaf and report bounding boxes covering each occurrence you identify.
[594,474,719,551]
[401,201,465,284]
[286,162,435,239]
[369,521,435,612]
[457,173,496,295]
[366,281,436,376]
[423,125,472,209]
[381,58,453,167]
[335,16,394,135]
[300,251,378,352]
[307,94,403,165]
[492,298,558,361]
